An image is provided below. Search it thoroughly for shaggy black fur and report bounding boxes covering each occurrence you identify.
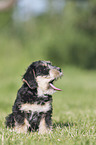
[5,60,62,133]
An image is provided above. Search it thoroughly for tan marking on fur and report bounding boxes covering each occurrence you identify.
[20,102,51,113]
[36,76,56,96]
[36,69,62,96]
[36,75,51,90]
[13,119,30,133]
[39,117,49,134]
[49,69,60,78]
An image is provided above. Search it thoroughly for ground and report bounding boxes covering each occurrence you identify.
[0,66,96,145]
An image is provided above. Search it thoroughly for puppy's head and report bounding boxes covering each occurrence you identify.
[23,60,63,95]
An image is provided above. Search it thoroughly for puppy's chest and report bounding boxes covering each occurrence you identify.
[20,96,52,114]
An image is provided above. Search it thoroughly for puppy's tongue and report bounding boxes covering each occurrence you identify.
[49,83,62,91]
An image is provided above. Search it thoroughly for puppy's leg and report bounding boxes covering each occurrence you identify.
[13,118,30,133]
[6,113,15,128]
[6,111,30,133]
[13,110,30,133]
[45,111,52,130]
[39,116,48,134]
[39,112,52,134]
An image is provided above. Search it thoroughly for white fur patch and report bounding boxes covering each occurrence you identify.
[20,102,51,113]
[36,76,55,96]
[13,119,30,133]
[39,117,48,134]
[36,69,62,96]
[39,117,52,134]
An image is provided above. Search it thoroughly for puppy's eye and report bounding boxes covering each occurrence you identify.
[43,67,49,75]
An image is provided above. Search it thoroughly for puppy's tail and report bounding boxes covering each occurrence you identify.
[5,113,15,128]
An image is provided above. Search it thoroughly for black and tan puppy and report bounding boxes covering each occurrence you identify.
[6,60,63,134]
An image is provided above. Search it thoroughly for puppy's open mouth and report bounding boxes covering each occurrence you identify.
[49,79,62,91]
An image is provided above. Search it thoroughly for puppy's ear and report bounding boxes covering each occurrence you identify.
[23,67,37,89]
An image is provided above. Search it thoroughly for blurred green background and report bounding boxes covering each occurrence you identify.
[0,0,96,70]
[0,0,96,112]
[0,1,96,144]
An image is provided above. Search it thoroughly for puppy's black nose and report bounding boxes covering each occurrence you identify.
[57,67,62,72]
[59,68,62,72]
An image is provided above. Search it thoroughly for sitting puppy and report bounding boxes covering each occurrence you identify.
[6,60,63,134]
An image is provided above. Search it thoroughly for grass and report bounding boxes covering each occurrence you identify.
[0,60,96,145]
[0,40,96,144]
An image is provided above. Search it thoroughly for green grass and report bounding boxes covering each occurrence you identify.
[0,39,96,144]
[0,62,96,145]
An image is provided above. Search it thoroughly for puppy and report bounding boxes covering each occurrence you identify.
[6,60,63,134]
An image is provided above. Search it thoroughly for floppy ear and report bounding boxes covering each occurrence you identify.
[23,67,37,89]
